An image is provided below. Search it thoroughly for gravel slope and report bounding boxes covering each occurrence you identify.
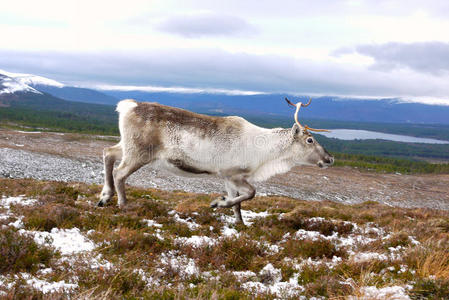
[1,130,448,210]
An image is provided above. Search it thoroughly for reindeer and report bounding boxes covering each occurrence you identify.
[98,98,334,224]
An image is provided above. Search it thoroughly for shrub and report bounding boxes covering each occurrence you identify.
[282,238,345,259]
[104,228,170,255]
[0,227,55,273]
[23,204,80,231]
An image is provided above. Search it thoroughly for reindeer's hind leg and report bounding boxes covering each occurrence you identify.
[98,143,122,207]
[232,202,243,224]
[113,153,147,208]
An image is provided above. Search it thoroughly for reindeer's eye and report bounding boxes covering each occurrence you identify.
[306,137,314,144]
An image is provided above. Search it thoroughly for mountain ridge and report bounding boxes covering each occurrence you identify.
[1,69,449,125]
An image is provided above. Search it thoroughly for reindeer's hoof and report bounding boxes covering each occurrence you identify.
[98,193,112,207]
[210,196,226,208]
[97,190,114,207]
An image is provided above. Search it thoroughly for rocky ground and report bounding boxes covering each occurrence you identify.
[1,129,449,210]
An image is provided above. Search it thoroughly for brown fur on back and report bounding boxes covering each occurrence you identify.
[132,102,242,137]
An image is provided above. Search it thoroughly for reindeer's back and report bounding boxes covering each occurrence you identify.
[131,102,245,137]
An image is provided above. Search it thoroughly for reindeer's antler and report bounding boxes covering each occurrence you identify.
[284,97,330,133]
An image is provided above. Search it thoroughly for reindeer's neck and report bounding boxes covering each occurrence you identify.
[250,128,295,181]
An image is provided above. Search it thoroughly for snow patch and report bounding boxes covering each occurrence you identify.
[26,276,77,294]
[175,235,217,248]
[169,210,200,230]
[240,210,270,225]
[241,263,304,298]
[354,285,411,300]
[259,263,282,284]
[159,251,200,278]
[0,273,77,295]
[221,225,239,237]
[135,269,160,287]
[295,229,326,241]
[142,219,163,228]
[0,195,38,209]
[232,270,257,280]
[351,252,388,263]
[0,196,38,228]
[219,210,270,226]
[20,227,96,255]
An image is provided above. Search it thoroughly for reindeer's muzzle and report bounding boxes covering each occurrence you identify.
[317,156,334,168]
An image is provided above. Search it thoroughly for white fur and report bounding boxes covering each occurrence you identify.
[116,99,137,114]
[100,100,332,223]
[154,117,300,182]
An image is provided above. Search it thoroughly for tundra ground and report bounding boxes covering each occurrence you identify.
[0,178,448,299]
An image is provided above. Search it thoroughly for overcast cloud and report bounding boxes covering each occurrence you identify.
[1,0,449,104]
[2,48,449,101]
[351,42,449,75]
[156,13,257,38]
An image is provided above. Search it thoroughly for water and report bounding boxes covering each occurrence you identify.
[318,129,449,144]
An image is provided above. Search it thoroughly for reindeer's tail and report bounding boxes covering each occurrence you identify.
[116,99,138,114]
[116,99,138,137]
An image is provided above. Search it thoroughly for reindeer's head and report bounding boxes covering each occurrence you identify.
[286,97,334,168]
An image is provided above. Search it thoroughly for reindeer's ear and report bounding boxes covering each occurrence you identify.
[291,123,303,136]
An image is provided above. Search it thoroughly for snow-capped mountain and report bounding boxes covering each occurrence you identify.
[0,69,117,105]
[0,73,42,95]
[0,69,64,90]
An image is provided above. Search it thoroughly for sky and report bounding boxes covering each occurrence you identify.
[1,0,449,103]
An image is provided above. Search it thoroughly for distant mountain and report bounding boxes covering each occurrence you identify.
[0,69,64,90]
[2,69,449,125]
[101,90,449,125]
[0,73,42,96]
[0,71,117,134]
[0,70,117,105]
[33,85,118,105]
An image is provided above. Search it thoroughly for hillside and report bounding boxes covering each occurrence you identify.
[32,85,118,105]
[0,178,448,299]
[0,91,118,135]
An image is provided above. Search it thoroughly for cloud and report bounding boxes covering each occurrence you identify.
[155,13,258,38]
[1,48,449,103]
[95,84,265,96]
[335,42,449,75]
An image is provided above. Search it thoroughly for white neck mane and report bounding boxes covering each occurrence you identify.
[249,128,297,182]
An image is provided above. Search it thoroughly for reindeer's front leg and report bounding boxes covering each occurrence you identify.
[211,177,255,223]
[224,181,243,223]
[232,202,243,224]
